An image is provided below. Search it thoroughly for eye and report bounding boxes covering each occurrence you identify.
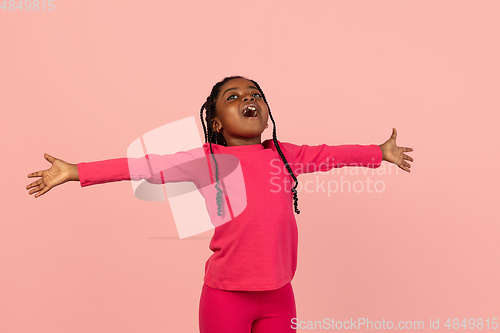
[226,92,262,101]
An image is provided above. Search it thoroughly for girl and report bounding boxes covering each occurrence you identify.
[26,75,414,333]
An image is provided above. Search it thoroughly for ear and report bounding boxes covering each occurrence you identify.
[212,117,221,133]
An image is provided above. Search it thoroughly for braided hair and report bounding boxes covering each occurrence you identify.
[199,75,300,215]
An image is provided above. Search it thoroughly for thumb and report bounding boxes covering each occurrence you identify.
[391,128,397,140]
[44,153,55,164]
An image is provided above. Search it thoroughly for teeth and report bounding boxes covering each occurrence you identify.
[243,105,258,117]
[243,109,258,117]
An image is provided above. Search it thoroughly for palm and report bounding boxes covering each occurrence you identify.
[26,153,72,198]
[380,128,413,173]
[42,159,68,187]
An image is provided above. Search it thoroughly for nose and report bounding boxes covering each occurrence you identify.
[242,93,255,102]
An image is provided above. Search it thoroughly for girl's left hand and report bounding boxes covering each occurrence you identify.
[378,128,414,173]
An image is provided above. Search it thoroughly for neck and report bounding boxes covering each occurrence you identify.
[225,136,262,147]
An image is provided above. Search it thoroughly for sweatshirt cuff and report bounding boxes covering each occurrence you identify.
[372,144,383,168]
[77,163,88,187]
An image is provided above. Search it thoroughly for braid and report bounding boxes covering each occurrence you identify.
[201,96,225,216]
[200,100,208,143]
[250,81,300,214]
[200,76,301,215]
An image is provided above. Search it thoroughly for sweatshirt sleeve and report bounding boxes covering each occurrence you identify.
[77,147,204,187]
[278,141,383,176]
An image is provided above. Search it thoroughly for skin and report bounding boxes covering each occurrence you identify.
[212,78,269,147]
[26,79,414,198]
[26,154,78,198]
[378,127,414,172]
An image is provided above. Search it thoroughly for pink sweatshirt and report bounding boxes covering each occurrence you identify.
[77,139,382,291]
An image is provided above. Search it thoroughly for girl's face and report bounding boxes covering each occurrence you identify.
[213,78,269,146]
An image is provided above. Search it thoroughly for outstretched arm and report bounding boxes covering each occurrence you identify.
[378,128,414,173]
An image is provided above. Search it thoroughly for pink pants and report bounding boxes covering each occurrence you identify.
[199,282,297,333]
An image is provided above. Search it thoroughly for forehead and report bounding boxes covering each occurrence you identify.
[219,78,257,95]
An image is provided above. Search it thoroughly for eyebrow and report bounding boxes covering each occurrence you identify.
[222,86,259,97]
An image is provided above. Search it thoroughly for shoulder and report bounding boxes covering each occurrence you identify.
[262,139,301,151]
[202,142,222,151]
[262,138,291,148]
[262,139,304,163]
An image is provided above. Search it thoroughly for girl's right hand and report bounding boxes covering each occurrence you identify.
[26,153,78,198]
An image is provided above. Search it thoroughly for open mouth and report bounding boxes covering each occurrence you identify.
[242,104,259,117]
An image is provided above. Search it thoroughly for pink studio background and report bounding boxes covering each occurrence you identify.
[1,0,499,332]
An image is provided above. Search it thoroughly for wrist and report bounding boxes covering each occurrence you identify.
[69,164,80,181]
[378,144,385,161]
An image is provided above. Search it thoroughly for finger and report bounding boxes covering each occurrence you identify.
[402,147,413,152]
[27,170,44,178]
[403,154,413,162]
[29,185,42,195]
[26,179,42,190]
[44,153,55,164]
[403,161,411,168]
[391,128,397,140]
[399,164,410,173]
[35,186,51,198]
